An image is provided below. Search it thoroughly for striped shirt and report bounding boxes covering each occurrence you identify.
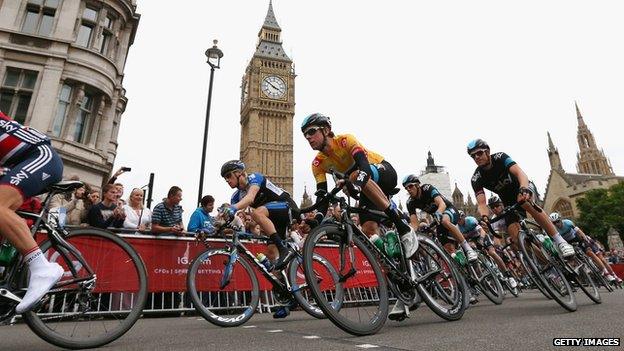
[0,111,49,165]
[152,201,184,228]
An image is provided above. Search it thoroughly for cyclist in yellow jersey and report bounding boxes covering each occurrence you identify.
[301,113,418,259]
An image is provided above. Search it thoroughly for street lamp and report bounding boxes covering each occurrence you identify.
[197,39,224,206]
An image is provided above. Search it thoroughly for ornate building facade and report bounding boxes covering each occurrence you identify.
[0,0,140,187]
[543,102,623,219]
[239,1,295,194]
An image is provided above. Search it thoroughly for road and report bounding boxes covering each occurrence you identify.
[1,289,623,351]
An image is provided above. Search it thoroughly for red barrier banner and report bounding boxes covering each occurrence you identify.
[611,263,624,279]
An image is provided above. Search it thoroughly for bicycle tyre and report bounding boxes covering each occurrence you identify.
[519,253,551,299]
[288,252,343,319]
[569,256,601,304]
[471,254,504,305]
[303,223,388,336]
[187,248,259,327]
[24,228,148,350]
[518,231,577,312]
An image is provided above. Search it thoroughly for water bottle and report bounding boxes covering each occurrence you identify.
[58,207,67,228]
[370,234,386,253]
[536,234,556,256]
[0,241,18,266]
[384,231,400,258]
[256,253,273,271]
[452,250,467,266]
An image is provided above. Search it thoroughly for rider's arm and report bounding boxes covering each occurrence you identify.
[508,164,530,189]
[351,150,372,188]
[409,214,420,229]
[575,227,588,241]
[475,192,489,219]
[433,196,447,214]
[231,185,260,211]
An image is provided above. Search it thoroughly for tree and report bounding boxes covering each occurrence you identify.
[576,181,624,245]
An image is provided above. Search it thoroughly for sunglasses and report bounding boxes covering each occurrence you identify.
[303,127,321,137]
[470,150,486,159]
[404,183,417,190]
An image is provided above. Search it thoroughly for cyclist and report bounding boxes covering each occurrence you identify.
[301,113,418,257]
[549,212,620,283]
[457,210,518,289]
[488,196,526,287]
[0,111,64,313]
[467,139,575,258]
[403,175,478,262]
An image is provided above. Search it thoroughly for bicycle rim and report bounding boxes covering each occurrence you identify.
[289,253,343,319]
[414,236,466,321]
[519,232,577,312]
[187,249,259,327]
[571,258,601,304]
[303,224,388,336]
[471,256,503,305]
[24,229,148,349]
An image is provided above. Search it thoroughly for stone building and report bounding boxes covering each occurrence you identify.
[239,1,294,194]
[451,183,478,217]
[418,151,452,200]
[0,0,140,187]
[542,102,624,219]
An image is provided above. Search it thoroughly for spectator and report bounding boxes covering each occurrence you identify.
[49,175,80,210]
[187,195,215,233]
[114,183,124,201]
[299,218,318,242]
[151,186,184,236]
[108,167,130,184]
[123,188,152,230]
[87,184,125,228]
[66,184,89,226]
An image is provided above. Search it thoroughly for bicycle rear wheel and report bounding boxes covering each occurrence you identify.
[519,253,551,299]
[471,254,504,305]
[187,248,259,327]
[288,252,343,319]
[519,231,577,312]
[413,236,467,321]
[23,228,148,350]
[303,224,388,336]
[568,255,601,304]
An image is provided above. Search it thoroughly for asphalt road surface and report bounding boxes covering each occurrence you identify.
[1,289,622,351]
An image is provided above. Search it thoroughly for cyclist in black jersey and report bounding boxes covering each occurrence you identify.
[402,174,478,262]
[467,139,575,258]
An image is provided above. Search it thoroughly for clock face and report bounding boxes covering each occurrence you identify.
[261,75,287,99]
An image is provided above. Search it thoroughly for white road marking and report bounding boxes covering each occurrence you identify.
[267,329,283,333]
[242,325,257,328]
[303,335,321,339]
[356,344,379,349]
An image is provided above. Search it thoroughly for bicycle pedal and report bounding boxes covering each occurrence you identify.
[388,312,408,322]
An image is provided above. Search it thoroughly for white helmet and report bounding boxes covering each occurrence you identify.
[549,212,561,222]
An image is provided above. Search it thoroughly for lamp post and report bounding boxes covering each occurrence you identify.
[197,39,223,206]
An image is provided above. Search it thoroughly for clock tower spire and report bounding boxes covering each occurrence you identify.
[239,1,295,194]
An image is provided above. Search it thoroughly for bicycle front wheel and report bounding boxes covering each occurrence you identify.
[187,248,259,327]
[23,228,148,350]
[471,254,504,305]
[569,255,601,304]
[303,223,388,336]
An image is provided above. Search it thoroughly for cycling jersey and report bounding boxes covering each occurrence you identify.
[471,152,520,205]
[231,172,293,208]
[0,111,50,165]
[311,134,384,184]
[556,219,578,242]
[406,184,456,220]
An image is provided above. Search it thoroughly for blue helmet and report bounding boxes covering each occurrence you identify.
[467,139,490,155]
[301,113,331,132]
[401,174,420,187]
[220,160,245,177]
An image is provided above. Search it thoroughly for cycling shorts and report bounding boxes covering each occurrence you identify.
[0,143,63,199]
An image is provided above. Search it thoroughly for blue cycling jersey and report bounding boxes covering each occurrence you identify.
[231,172,290,208]
[556,219,577,241]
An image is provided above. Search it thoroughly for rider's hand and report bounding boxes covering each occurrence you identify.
[226,205,237,220]
[479,215,490,229]
[433,212,443,223]
[517,186,533,203]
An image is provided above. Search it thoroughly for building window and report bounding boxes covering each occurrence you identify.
[98,14,115,55]
[553,198,574,219]
[0,68,38,124]
[51,84,72,136]
[21,0,59,37]
[76,7,98,47]
[72,92,94,143]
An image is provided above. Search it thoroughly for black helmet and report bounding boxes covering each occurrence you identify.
[487,195,502,208]
[401,174,420,187]
[220,160,245,177]
[301,113,331,132]
[467,139,490,155]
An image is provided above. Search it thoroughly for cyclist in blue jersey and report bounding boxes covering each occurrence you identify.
[467,139,575,258]
[549,212,619,283]
[457,211,517,288]
[0,111,64,313]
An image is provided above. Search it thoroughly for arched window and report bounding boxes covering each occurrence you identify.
[552,198,574,219]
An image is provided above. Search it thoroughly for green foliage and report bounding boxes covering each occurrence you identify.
[576,182,624,245]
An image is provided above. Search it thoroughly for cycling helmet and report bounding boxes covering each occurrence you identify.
[487,195,502,208]
[301,113,331,133]
[458,210,466,218]
[467,139,490,155]
[401,174,420,187]
[220,160,245,177]
[549,212,561,222]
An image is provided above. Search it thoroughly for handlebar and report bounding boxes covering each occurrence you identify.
[299,168,358,214]
[484,200,540,235]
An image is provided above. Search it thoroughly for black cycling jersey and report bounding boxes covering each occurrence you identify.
[471,152,520,205]
[406,184,455,216]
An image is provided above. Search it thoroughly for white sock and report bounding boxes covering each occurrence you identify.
[24,248,49,272]
[460,240,472,252]
[551,234,565,245]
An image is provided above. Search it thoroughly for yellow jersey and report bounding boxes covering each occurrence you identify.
[311,134,384,184]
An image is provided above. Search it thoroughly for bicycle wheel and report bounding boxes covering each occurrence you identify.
[413,235,467,321]
[288,252,343,319]
[303,223,388,336]
[487,255,519,297]
[23,228,148,350]
[568,255,601,304]
[519,231,577,312]
[584,256,613,292]
[470,254,504,305]
[519,253,551,299]
[187,248,259,327]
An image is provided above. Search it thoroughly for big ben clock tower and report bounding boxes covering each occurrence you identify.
[240,1,295,194]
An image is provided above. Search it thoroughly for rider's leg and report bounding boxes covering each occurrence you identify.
[521,202,573,257]
[442,215,477,261]
[251,206,281,263]
[360,220,379,238]
[488,246,507,272]
[597,252,618,276]
[586,248,606,272]
[252,203,295,270]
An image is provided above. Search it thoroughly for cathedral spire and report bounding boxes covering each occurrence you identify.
[254,1,290,60]
[575,100,586,127]
[574,103,614,175]
[547,131,563,171]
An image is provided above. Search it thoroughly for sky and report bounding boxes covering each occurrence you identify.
[113,1,624,222]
